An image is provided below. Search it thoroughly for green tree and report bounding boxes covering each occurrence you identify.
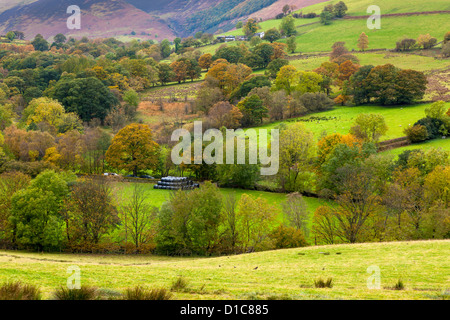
[279,15,296,37]
[46,77,118,122]
[334,1,348,18]
[31,34,49,51]
[10,170,75,250]
[286,36,297,53]
[350,113,389,143]
[237,94,268,126]
[263,28,281,43]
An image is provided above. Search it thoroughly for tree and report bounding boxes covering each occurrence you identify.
[156,182,223,255]
[170,59,188,83]
[263,28,281,43]
[47,77,118,122]
[334,1,348,18]
[329,166,382,243]
[10,170,74,250]
[157,63,175,85]
[320,11,334,25]
[198,53,213,71]
[279,15,296,37]
[54,33,67,44]
[278,123,316,192]
[350,113,388,143]
[105,123,159,176]
[6,31,16,41]
[22,97,65,128]
[160,39,172,58]
[237,194,277,251]
[272,65,298,95]
[0,172,31,244]
[68,179,119,245]
[121,184,158,251]
[286,36,297,53]
[357,32,369,51]
[231,75,271,101]
[237,94,268,126]
[266,58,289,78]
[282,4,291,15]
[282,193,310,236]
[253,43,275,68]
[207,101,243,129]
[31,34,49,51]
[235,21,243,29]
[243,18,259,37]
[417,34,437,49]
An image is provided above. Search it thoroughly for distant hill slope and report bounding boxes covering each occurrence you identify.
[0,0,177,40]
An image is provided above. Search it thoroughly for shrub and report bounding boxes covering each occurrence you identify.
[314,277,333,288]
[404,124,429,143]
[0,281,41,300]
[122,286,173,300]
[171,276,189,292]
[270,225,308,249]
[52,286,99,300]
[392,279,405,290]
[414,117,446,140]
[297,92,334,112]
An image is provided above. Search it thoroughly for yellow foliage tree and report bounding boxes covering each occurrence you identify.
[105,123,159,176]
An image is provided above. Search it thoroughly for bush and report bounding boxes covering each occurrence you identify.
[414,117,446,140]
[314,277,333,288]
[391,279,405,290]
[270,225,308,249]
[0,281,41,300]
[404,124,428,143]
[298,93,334,112]
[122,286,173,300]
[52,286,99,300]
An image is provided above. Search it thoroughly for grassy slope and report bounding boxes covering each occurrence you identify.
[248,102,450,143]
[290,51,450,71]
[294,0,450,16]
[112,182,329,230]
[0,240,448,299]
[292,14,450,53]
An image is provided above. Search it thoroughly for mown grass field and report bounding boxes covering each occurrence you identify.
[0,240,448,300]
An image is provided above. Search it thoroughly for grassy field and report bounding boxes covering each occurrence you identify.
[0,240,448,299]
[290,14,450,53]
[246,102,450,143]
[382,138,450,157]
[290,51,450,72]
[111,182,329,231]
[293,0,450,16]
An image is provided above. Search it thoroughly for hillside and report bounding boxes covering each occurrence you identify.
[0,0,177,40]
[0,0,329,39]
[0,240,448,299]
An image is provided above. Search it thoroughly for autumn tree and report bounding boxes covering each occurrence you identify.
[68,179,119,245]
[243,18,260,37]
[357,32,369,51]
[198,53,213,71]
[105,123,159,176]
